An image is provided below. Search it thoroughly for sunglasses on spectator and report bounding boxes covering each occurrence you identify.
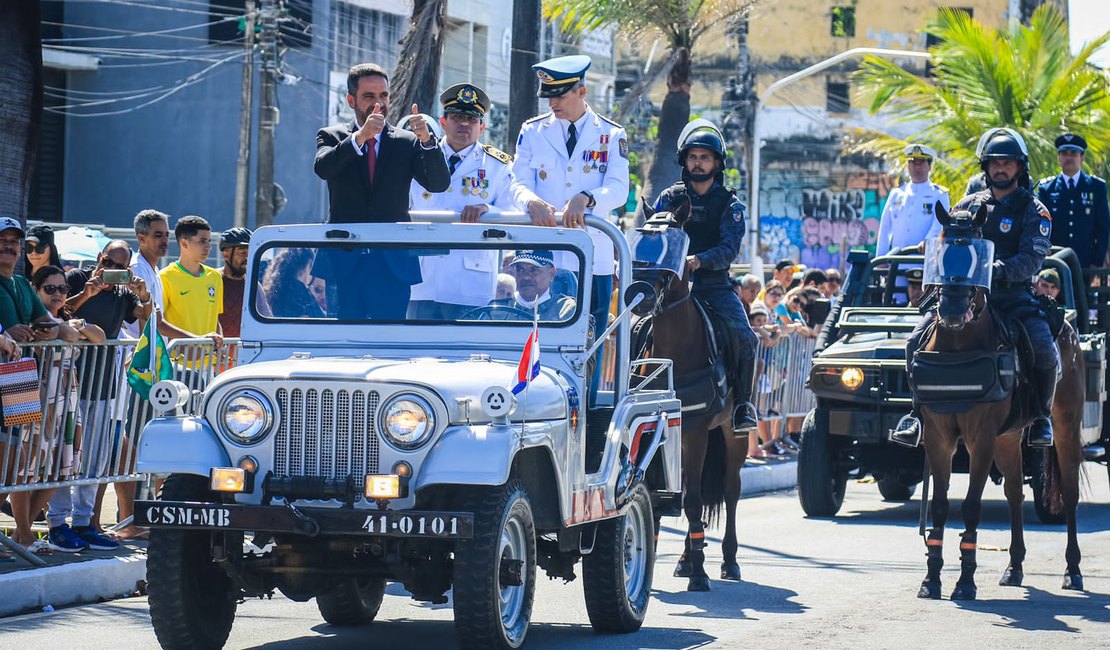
[767,290,784,298]
[100,258,127,270]
[40,284,68,295]
[25,242,50,254]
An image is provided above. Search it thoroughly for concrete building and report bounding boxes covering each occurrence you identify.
[31,1,615,233]
[618,0,1065,268]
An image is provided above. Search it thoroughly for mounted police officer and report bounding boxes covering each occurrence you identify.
[651,120,759,433]
[963,127,1034,196]
[408,82,515,319]
[1036,133,1110,270]
[893,129,1057,448]
[875,144,949,257]
[510,54,630,405]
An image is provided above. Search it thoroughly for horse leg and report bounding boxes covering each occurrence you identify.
[995,432,1026,587]
[1054,442,1085,590]
[919,424,955,599]
[951,434,995,601]
[679,425,710,591]
[720,432,746,581]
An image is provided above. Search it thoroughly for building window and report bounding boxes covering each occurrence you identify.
[334,3,404,72]
[827,80,850,114]
[831,6,856,38]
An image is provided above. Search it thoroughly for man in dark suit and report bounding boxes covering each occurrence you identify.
[1037,133,1110,270]
[313,63,451,319]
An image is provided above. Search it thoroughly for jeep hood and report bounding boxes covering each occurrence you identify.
[210,356,569,421]
[818,331,911,362]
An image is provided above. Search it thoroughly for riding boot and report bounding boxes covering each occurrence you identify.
[732,356,759,434]
[1027,365,1056,447]
[889,407,922,448]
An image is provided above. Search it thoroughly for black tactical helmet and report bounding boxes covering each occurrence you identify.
[219,227,253,250]
[677,129,726,165]
[979,131,1028,165]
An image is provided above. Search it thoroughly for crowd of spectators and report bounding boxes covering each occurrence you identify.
[1,211,249,558]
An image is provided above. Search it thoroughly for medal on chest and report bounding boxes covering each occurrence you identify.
[999,217,1013,233]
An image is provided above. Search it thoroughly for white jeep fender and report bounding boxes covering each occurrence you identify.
[136,416,231,476]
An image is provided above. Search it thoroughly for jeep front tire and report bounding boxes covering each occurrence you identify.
[582,483,655,633]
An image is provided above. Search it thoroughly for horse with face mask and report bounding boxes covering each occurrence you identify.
[630,198,748,591]
[909,203,1086,600]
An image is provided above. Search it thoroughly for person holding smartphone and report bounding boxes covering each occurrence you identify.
[65,240,152,335]
[0,218,79,344]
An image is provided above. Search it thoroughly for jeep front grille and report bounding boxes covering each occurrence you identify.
[881,368,911,397]
[273,387,380,487]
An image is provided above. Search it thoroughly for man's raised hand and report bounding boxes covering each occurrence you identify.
[355,102,386,147]
[408,104,432,143]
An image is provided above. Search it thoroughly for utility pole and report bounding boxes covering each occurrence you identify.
[233,1,256,228]
[254,0,279,227]
[508,0,540,152]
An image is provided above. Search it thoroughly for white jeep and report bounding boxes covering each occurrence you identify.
[135,214,682,649]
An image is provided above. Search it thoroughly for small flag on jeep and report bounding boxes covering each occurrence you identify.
[511,319,540,395]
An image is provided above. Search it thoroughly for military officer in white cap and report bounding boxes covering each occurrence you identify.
[875,143,951,257]
[510,54,629,403]
[407,82,516,320]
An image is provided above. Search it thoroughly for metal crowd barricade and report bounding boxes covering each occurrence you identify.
[0,337,239,565]
[753,334,817,423]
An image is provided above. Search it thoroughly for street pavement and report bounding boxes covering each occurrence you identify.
[1,464,1107,648]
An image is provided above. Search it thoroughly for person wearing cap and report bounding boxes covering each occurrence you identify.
[510,54,629,404]
[1036,133,1109,269]
[875,144,950,258]
[757,259,796,301]
[895,128,1057,448]
[407,82,516,320]
[0,217,79,344]
[505,250,576,321]
[218,227,252,338]
[23,224,63,276]
[651,118,760,432]
[1034,268,1061,300]
[905,267,926,307]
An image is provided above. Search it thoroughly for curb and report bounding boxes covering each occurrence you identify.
[740,460,797,496]
[0,554,146,618]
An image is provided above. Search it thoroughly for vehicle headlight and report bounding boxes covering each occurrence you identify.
[840,367,865,391]
[380,394,436,450]
[220,389,274,444]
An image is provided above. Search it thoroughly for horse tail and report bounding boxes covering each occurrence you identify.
[1042,445,1064,516]
[701,427,726,526]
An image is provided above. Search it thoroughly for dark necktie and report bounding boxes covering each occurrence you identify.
[1068,177,1075,190]
[566,123,577,156]
[366,137,377,188]
[448,153,462,174]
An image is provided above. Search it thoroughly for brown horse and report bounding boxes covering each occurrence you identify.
[913,204,1085,600]
[636,201,748,592]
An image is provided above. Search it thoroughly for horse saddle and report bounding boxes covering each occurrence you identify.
[631,298,731,416]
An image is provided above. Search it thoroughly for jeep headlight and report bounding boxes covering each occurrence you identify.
[840,367,865,391]
[381,394,436,450]
[220,389,274,444]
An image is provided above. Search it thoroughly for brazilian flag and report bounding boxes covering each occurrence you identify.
[127,312,172,399]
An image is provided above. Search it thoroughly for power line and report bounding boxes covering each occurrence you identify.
[43,0,238,17]
[42,16,240,44]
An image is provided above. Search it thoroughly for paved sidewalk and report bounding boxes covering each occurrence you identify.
[0,458,797,618]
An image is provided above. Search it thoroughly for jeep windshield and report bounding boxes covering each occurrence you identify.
[252,241,584,325]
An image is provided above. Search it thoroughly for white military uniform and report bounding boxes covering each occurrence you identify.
[408,140,516,310]
[510,105,630,276]
[875,181,951,257]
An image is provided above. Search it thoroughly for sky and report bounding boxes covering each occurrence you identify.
[1069,0,1110,67]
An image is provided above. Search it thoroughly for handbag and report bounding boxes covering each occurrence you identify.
[0,357,44,426]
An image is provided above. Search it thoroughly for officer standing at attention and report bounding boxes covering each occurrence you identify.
[893,129,1057,447]
[875,144,950,257]
[651,120,759,433]
[1036,133,1110,270]
[408,82,515,320]
[510,54,630,403]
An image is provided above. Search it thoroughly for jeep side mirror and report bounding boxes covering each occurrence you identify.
[625,281,656,317]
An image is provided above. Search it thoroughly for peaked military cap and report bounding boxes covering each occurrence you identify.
[532,54,591,98]
[440,82,489,117]
[1055,133,1087,153]
[904,143,937,161]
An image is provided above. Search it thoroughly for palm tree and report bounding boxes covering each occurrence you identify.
[853,6,1110,194]
[388,0,447,124]
[0,1,43,226]
[543,0,756,201]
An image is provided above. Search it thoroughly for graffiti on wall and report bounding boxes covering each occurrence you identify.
[758,170,896,270]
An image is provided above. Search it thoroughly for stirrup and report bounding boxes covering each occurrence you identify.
[733,402,758,435]
[889,414,922,448]
[1026,419,1054,448]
